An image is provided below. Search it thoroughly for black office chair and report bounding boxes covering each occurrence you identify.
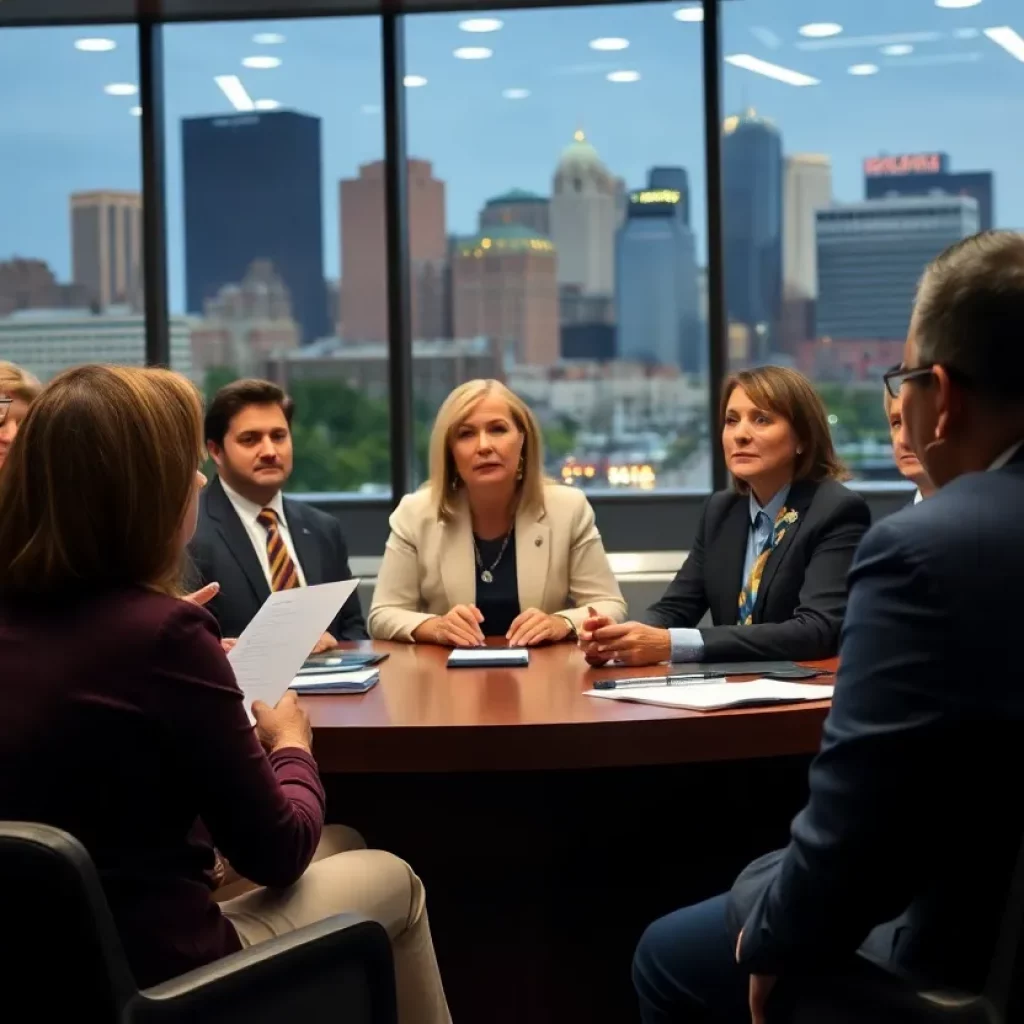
[775,836,1024,1024]
[0,821,398,1023]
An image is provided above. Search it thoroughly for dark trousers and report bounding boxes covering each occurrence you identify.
[632,894,750,1024]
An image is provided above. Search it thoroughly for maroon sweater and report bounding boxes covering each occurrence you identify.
[0,587,324,988]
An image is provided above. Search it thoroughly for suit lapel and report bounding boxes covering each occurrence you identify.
[207,476,270,605]
[285,499,321,585]
[439,497,477,608]
[711,497,750,626]
[515,503,551,612]
[753,480,815,619]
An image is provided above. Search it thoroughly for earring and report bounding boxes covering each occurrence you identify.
[451,474,461,491]
[516,457,525,481]
[796,447,803,455]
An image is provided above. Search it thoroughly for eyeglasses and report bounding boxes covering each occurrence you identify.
[0,397,10,427]
[882,363,970,399]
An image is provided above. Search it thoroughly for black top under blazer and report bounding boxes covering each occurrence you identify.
[642,478,871,662]
[187,475,367,642]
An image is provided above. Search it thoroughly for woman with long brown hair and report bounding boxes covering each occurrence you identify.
[582,365,871,666]
[0,365,450,1024]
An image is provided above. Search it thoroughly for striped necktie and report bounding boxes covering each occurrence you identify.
[256,508,300,592]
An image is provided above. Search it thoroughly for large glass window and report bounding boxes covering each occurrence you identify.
[405,4,710,492]
[164,17,389,495]
[0,27,150,380]
[722,0,1020,481]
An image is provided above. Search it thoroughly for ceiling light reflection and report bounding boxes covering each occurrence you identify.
[848,63,880,75]
[606,70,641,82]
[454,47,493,59]
[502,88,530,99]
[75,38,116,52]
[984,25,1024,61]
[129,106,142,116]
[725,53,819,86]
[799,22,843,38]
[936,0,982,8]
[673,6,704,23]
[253,32,286,44]
[215,75,255,111]
[254,99,280,110]
[882,43,914,55]
[590,37,629,51]
[242,55,281,69]
[103,83,137,96]
[404,75,428,87]
[459,18,503,32]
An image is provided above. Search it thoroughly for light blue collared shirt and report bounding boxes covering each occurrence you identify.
[668,484,791,663]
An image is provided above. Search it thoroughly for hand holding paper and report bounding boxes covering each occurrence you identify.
[227,579,360,722]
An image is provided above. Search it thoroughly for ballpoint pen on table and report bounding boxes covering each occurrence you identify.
[592,673,724,691]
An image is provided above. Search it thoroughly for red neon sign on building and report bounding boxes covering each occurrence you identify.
[864,153,944,177]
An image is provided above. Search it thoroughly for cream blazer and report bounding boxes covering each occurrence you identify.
[368,483,626,641]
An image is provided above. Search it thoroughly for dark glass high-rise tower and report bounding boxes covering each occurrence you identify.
[615,168,701,372]
[183,110,329,344]
[722,109,783,362]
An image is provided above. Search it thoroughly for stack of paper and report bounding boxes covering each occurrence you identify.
[290,669,379,694]
[447,647,530,668]
[585,679,833,711]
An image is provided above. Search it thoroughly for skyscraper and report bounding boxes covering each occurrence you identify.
[816,195,979,341]
[648,167,691,227]
[479,189,550,237]
[615,172,701,372]
[340,158,447,342]
[782,154,832,351]
[70,190,142,310]
[864,152,994,231]
[722,109,783,362]
[182,110,329,344]
[549,131,617,298]
[451,224,559,367]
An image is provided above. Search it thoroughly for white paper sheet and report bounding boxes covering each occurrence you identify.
[585,679,834,711]
[447,647,530,666]
[227,579,360,722]
[290,669,379,692]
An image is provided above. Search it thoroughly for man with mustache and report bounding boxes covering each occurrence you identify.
[188,378,366,650]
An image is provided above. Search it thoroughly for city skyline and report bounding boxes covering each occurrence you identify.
[2,1,1023,316]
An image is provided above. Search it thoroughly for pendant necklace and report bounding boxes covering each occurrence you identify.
[474,529,512,584]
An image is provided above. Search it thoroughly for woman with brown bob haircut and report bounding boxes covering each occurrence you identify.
[0,365,450,1024]
[582,364,871,666]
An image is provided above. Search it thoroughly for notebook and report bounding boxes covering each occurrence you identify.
[289,669,379,694]
[447,647,530,668]
[585,679,834,711]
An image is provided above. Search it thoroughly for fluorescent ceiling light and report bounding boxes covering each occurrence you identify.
[590,37,629,51]
[673,5,704,23]
[936,0,982,8]
[454,47,493,59]
[799,22,842,38]
[724,53,820,86]
[215,75,255,111]
[882,43,914,55]
[404,74,428,87]
[253,32,286,44]
[606,69,640,82]
[797,31,940,51]
[502,87,530,99]
[848,63,880,75]
[459,18,503,32]
[103,82,137,96]
[129,106,142,116]
[254,98,280,110]
[243,55,281,69]
[984,26,1024,61]
[75,37,116,52]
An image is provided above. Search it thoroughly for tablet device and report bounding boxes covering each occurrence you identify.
[290,670,379,694]
[447,648,530,668]
[298,652,389,674]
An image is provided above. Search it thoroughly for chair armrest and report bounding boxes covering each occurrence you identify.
[775,953,996,1024]
[124,913,396,1024]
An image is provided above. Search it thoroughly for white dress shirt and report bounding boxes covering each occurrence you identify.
[220,479,307,589]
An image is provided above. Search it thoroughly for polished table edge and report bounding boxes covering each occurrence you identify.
[303,640,836,774]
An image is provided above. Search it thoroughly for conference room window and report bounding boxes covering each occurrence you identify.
[163,18,391,496]
[404,6,711,492]
[721,0,1009,484]
[0,27,151,381]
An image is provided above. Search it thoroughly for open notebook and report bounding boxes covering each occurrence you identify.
[586,679,834,712]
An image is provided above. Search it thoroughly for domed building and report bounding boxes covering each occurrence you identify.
[550,130,618,298]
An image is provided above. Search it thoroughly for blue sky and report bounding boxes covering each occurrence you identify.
[0,0,1022,314]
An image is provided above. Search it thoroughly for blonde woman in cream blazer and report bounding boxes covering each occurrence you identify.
[369,380,625,646]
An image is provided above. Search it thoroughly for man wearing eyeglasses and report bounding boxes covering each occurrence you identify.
[634,231,1024,1024]
[882,363,934,506]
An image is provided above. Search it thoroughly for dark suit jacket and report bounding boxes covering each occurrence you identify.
[731,445,1024,992]
[642,478,871,661]
[188,475,367,642]
[0,588,324,987]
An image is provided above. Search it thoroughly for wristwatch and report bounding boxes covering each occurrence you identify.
[557,614,578,639]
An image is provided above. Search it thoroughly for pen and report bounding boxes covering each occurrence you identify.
[592,673,723,691]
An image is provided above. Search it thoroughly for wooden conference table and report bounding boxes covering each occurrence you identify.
[304,642,837,1024]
